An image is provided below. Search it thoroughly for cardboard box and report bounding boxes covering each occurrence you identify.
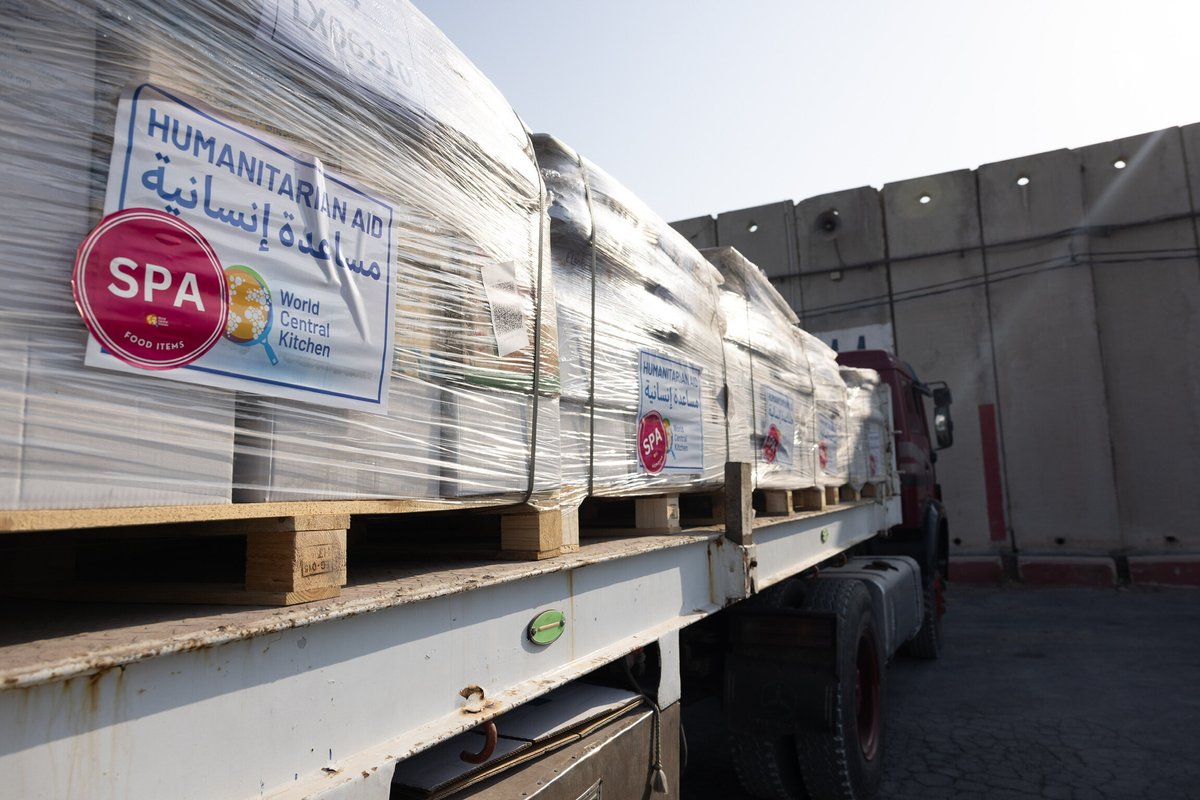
[0,4,235,509]
[233,376,441,502]
[440,386,561,501]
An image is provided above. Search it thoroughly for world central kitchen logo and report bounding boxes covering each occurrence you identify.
[224,267,332,363]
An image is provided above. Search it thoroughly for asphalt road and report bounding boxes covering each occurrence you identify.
[680,584,1200,799]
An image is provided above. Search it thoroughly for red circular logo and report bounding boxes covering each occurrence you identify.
[762,424,781,465]
[638,411,669,474]
[72,209,228,370]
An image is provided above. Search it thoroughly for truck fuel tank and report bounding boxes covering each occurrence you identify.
[822,556,923,661]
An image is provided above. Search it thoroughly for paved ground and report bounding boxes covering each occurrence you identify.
[680,584,1200,799]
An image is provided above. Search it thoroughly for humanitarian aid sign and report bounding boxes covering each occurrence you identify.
[637,351,704,475]
[82,84,395,413]
[761,384,796,467]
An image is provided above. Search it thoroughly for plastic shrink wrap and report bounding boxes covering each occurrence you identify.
[533,135,725,504]
[840,366,891,490]
[800,331,850,487]
[1,0,560,509]
[702,247,816,490]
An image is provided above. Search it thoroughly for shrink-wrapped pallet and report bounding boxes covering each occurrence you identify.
[703,247,816,490]
[0,1,234,508]
[534,135,725,502]
[840,366,892,490]
[2,0,560,508]
[801,331,850,487]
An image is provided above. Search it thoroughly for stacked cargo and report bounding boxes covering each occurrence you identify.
[801,331,851,488]
[2,0,559,508]
[703,247,816,490]
[1,0,889,524]
[533,135,726,504]
[0,1,234,508]
[840,366,892,490]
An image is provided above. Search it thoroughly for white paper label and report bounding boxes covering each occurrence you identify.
[87,84,396,413]
[480,261,529,358]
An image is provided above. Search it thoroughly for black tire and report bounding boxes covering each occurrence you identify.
[904,571,944,660]
[729,735,808,800]
[795,579,885,800]
[727,580,810,799]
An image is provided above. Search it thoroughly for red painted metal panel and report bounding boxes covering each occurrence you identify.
[978,404,1008,544]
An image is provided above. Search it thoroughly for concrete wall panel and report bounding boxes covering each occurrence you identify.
[883,171,999,554]
[978,149,1120,553]
[767,274,803,318]
[797,266,892,344]
[885,170,980,259]
[1082,130,1189,226]
[796,187,887,273]
[716,201,799,279]
[1177,122,1200,204]
[1176,126,1200,543]
[1079,130,1200,553]
[795,188,892,338]
[670,215,718,250]
[670,124,1200,560]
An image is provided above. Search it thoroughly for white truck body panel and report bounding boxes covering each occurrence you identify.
[0,497,899,800]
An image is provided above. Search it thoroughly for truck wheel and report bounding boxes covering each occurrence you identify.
[904,571,944,660]
[728,579,810,799]
[730,736,808,800]
[795,579,884,800]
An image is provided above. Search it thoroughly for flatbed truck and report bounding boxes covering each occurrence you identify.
[0,350,952,800]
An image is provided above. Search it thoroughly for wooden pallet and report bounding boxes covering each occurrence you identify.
[499,505,581,558]
[0,475,887,606]
[0,498,580,607]
[755,485,840,515]
[351,503,580,563]
[1,513,349,606]
[839,482,885,503]
[577,486,727,537]
[759,482,888,514]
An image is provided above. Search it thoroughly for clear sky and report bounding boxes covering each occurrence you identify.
[415,1,1200,224]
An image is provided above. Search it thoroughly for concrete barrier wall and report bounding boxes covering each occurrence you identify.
[977,149,1120,554]
[670,125,1200,559]
[794,187,892,350]
[714,202,801,310]
[1079,130,1200,555]
[672,215,718,250]
[882,170,998,554]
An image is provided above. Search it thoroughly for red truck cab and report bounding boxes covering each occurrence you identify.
[837,349,954,657]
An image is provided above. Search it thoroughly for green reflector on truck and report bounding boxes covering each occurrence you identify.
[527,610,566,646]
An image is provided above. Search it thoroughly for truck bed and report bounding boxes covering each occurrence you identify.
[0,498,898,800]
